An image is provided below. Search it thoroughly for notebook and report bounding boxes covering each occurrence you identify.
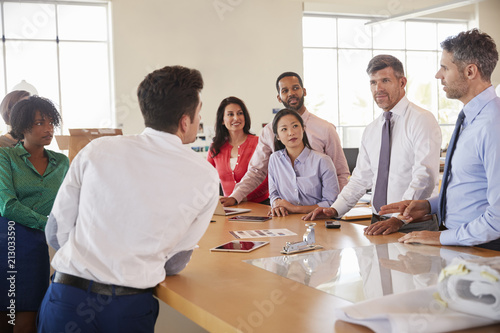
[340,206,372,220]
[213,200,251,216]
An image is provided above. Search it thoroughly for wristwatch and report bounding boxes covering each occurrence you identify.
[398,218,410,225]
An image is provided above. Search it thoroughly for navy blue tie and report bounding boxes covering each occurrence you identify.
[373,111,392,212]
[438,110,465,225]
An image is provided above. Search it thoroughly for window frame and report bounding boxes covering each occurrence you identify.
[302,13,469,148]
[0,0,114,134]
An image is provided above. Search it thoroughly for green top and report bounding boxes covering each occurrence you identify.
[0,143,69,230]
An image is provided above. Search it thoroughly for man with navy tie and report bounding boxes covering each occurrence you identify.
[380,29,500,251]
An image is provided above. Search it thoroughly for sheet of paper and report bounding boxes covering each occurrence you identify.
[229,229,297,239]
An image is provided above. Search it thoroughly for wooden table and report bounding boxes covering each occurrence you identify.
[155,202,500,333]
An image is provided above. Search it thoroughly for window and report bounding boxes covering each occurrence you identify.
[302,15,468,148]
[0,1,113,138]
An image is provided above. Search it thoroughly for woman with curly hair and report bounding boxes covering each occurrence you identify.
[0,96,69,333]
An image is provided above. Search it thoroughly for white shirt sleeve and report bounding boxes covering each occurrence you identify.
[400,110,441,201]
[230,124,274,203]
[45,148,85,250]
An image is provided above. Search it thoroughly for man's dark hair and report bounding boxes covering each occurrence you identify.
[0,90,30,125]
[441,28,498,82]
[137,66,203,133]
[272,108,311,151]
[209,96,253,158]
[275,72,304,93]
[366,54,405,78]
[10,96,61,140]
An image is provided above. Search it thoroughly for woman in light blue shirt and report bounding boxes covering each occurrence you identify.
[268,109,339,217]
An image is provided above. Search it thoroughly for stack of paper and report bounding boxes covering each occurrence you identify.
[437,257,500,320]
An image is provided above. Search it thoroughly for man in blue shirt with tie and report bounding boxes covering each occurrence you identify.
[380,29,500,251]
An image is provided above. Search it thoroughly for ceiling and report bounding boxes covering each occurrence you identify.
[298,0,478,20]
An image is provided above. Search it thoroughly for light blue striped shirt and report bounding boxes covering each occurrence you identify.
[268,147,339,208]
[429,86,500,246]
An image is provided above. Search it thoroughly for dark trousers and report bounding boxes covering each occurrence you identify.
[476,239,500,252]
[37,281,159,333]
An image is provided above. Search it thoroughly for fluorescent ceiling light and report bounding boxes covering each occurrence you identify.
[365,0,484,26]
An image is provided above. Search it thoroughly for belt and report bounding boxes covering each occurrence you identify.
[371,214,390,224]
[53,272,154,296]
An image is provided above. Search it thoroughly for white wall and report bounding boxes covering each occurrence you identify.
[478,0,500,87]
[112,0,303,136]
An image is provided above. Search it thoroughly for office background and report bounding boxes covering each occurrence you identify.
[111,0,500,139]
[111,2,499,331]
[1,0,500,332]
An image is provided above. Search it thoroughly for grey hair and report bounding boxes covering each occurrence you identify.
[366,54,405,78]
[441,28,498,81]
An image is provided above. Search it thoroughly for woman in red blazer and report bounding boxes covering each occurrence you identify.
[207,97,269,204]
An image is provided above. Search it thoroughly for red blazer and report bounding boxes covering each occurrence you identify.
[207,135,268,203]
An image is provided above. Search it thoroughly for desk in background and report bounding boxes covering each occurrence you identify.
[155,202,499,333]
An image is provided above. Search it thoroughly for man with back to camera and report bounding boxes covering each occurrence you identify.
[380,29,500,251]
[221,71,350,211]
[36,66,219,332]
[304,54,442,235]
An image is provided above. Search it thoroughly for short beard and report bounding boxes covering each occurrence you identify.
[283,95,305,112]
[446,72,468,100]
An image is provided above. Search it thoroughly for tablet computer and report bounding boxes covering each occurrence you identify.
[210,240,269,253]
[228,216,271,222]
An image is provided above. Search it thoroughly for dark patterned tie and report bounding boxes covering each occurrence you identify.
[373,111,392,212]
[438,110,465,225]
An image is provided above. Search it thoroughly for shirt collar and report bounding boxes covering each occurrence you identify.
[295,146,311,164]
[45,149,58,165]
[278,146,311,164]
[142,127,183,145]
[278,148,288,159]
[14,142,58,165]
[463,85,496,125]
[299,108,310,122]
[378,96,409,122]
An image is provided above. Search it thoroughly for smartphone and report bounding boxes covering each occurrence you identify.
[325,220,341,229]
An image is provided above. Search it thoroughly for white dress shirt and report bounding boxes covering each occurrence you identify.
[47,128,219,289]
[332,96,441,217]
[230,109,349,203]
